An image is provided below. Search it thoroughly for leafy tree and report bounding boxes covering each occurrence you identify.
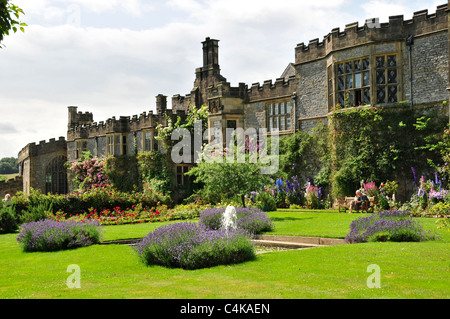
[0,0,26,46]
[187,159,270,207]
[0,157,18,174]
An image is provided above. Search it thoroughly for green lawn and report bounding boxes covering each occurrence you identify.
[0,209,449,299]
[0,173,19,181]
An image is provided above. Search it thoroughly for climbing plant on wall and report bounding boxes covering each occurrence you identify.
[328,103,447,199]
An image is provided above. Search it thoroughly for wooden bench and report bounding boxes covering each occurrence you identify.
[337,196,375,213]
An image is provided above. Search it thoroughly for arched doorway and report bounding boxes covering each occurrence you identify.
[45,156,68,194]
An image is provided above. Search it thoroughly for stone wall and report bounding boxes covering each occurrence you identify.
[0,176,23,198]
[294,5,447,64]
[18,137,67,194]
[295,59,328,120]
[244,101,266,130]
[292,3,448,123]
[411,31,448,105]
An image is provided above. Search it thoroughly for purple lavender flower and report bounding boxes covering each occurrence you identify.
[199,207,273,234]
[17,219,103,252]
[135,222,255,269]
[345,210,437,243]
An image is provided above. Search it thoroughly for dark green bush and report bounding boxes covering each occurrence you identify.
[0,204,18,234]
[255,191,277,212]
[19,202,52,224]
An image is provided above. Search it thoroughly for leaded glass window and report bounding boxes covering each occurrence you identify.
[176,165,190,186]
[375,54,398,104]
[144,131,152,151]
[267,99,292,132]
[45,156,68,194]
[334,54,399,108]
[106,133,128,156]
[336,57,371,107]
[75,140,87,159]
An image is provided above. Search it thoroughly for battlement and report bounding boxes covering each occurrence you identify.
[206,81,247,100]
[67,107,187,141]
[18,137,67,161]
[68,106,94,128]
[247,75,297,102]
[295,3,448,64]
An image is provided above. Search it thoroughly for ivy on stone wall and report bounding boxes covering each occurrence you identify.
[136,151,173,194]
[328,103,448,199]
[104,155,140,193]
[279,123,329,187]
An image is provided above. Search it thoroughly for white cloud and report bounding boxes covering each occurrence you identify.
[359,0,444,25]
[167,0,203,12]
[64,0,154,16]
[14,0,155,21]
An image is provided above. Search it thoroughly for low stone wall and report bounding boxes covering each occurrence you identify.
[0,176,23,198]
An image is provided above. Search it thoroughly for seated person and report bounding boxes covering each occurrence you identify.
[2,194,12,202]
[349,190,369,213]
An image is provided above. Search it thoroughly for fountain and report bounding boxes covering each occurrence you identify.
[221,205,237,234]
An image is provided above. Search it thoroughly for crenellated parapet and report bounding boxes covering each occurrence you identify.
[18,137,67,162]
[247,75,297,102]
[68,106,94,128]
[206,81,247,100]
[67,107,187,142]
[295,3,448,64]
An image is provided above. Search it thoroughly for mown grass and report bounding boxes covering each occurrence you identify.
[0,209,448,299]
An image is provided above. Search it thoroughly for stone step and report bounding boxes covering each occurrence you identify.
[99,238,140,245]
[252,239,320,249]
[254,235,346,246]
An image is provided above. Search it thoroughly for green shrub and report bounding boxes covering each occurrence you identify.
[367,231,390,242]
[12,185,171,221]
[0,204,18,234]
[254,191,277,212]
[19,202,53,224]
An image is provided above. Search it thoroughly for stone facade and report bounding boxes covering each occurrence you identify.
[18,137,67,195]
[17,3,450,196]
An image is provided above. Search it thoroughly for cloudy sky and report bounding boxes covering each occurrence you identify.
[0,0,444,159]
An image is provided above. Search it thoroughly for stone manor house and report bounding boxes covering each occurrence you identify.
[3,3,449,198]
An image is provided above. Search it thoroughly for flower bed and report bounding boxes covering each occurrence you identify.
[16,219,103,252]
[135,222,255,269]
[345,210,438,243]
[199,207,273,234]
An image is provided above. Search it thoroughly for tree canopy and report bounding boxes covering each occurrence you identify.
[0,0,26,45]
[0,157,18,174]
